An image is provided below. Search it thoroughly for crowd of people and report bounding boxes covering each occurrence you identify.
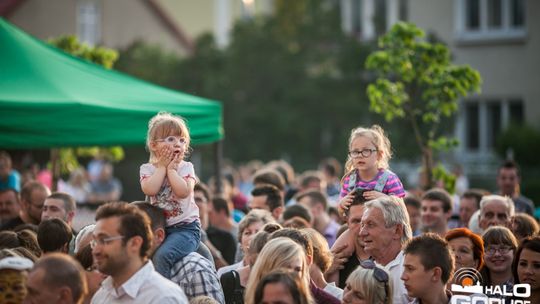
[0,114,538,304]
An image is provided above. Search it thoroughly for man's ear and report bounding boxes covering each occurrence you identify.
[155,228,166,244]
[432,266,442,282]
[128,235,144,254]
[272,206,283,221]
[393,223,403,240]
[67,211,75,224]
[58,286,72,302]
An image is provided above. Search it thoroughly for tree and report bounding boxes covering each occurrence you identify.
[48,36,124,179]
[365,22,481,190]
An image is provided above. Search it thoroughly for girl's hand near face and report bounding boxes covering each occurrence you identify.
[338,191,355,216]
[167,152,182,171]
[363,190,388,201]
[156,146,173,168]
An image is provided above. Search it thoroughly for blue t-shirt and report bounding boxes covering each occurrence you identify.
[0,170,20,192]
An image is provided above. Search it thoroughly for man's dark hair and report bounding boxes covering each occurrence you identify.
[0,229,41,258]
[404,195,421,209]
[211,197,231,217]
[344,189,368,217]
[251,185,284,212]
[47,192,76,213]
[298,171,323,190]
[404,233,454,284]
[37,218,72,253]
[296,190,328,210]
[499,160,521,177]
[131,201,166,231]
[461,189,484,209]
[194,182,212,202]
[283,204,312,224]
[270,228,313,258]
[32,253,88,303]
[74,244,93,270]
[319,157,342,178]
[253,169,285,191]
[422,188,452,213]
[95,202,153,258]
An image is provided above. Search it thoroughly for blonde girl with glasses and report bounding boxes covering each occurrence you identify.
[140,112,200,279]
[338,125,405,213]
[333,125,405,261]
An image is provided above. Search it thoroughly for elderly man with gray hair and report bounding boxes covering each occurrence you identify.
[478,194,515,231]
[359,196,412,304]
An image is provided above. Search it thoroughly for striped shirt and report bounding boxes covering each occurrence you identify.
[340,169,405,198]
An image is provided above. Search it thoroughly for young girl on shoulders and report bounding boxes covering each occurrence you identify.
[330,125,405,264]
[338,125,405,212]
[140,112,200,278]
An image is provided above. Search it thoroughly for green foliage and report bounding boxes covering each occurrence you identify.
[432,164,456,194]
[365,22,482,189]
[49,35,118,69]
[48,37,124,175]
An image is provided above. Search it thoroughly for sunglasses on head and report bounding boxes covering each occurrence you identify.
[360,259,389,283]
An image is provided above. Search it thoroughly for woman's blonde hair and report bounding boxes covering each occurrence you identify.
[146,112,190,162]
[343,125,392,179]
[346,266,393,304]
[303,228,332,273]
[245,237,312,304]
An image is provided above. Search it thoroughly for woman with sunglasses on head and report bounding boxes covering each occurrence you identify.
[342,259,392,304]
[513,236,540,303]
[481,226,518,300]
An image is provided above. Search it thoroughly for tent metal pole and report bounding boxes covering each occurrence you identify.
[213,140,223,195]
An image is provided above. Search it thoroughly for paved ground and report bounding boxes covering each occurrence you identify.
[73,206,99,231]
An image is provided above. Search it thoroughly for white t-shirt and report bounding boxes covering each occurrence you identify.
[140,161,199,227]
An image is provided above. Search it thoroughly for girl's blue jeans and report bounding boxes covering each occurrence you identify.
[153,220,201,278]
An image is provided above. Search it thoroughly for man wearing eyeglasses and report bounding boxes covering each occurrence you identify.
[133,201,225,303]
[401,233,455,304]
[91,202,188,303]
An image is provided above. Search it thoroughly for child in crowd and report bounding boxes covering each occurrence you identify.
[333,125,405,255]
[338,125,405,213]
[140,112,200,278]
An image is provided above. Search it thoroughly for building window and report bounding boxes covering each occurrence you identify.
[456,0,526,42]
[340,0,401,41]
[77,0,101,46]
[462,99,524,151]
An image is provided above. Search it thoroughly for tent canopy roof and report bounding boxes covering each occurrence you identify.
[0,18,223,149]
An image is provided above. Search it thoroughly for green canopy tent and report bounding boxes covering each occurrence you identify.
[0,17,223,148]
[0,18,224,189]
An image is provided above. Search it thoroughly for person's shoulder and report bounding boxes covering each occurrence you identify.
[140,163,156,175]
[149,269,187,295]
[174,252,213,271]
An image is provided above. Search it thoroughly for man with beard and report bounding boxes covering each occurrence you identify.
[91,202,187,303]
[1,181,50,230]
